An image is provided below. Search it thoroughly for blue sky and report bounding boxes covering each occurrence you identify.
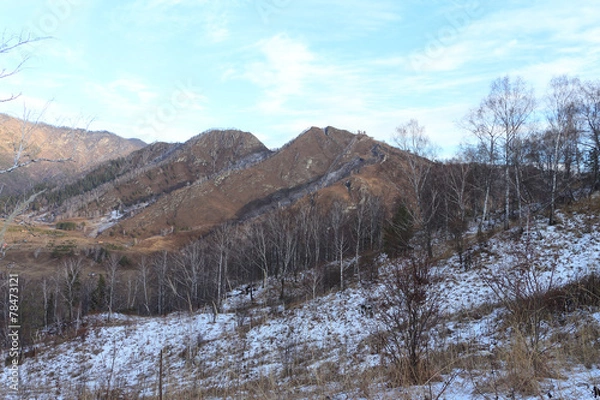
[1,0,599,156]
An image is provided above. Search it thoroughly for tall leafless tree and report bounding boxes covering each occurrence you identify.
[580,80,600,191]
[351,193,368,282]
[462,77,535,230]
[460,106,501,231]
[248,220,272,288]
[267,210,297,300]
[153,251,170,315]
[545,75,581,225]
[211,223,233,307]
[105,253,122,322]
[329,200,349,290]
[485,76,535,229]
[443,158,473,268]
[136,256,153,315]
[394,119,439,256]
[170,241,206,312]
[60,257,84,323]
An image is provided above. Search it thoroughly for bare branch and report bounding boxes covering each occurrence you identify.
[0,32,49,102]
[0,104,90,175]
[0,156,75,175]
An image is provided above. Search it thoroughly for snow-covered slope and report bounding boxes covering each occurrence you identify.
[3,210,600,399]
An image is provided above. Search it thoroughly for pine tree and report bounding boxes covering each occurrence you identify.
[90,274,107,312]
[383,202,414,258]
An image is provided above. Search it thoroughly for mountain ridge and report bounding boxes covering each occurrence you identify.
[0,113,146,194]
[24,124,410,251]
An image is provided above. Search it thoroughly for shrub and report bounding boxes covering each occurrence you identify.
[56,221,77,231]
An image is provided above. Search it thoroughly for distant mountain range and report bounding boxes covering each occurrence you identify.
[0,113,145,194]
[2,116,412,251]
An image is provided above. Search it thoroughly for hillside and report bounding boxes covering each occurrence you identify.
[0,113,146,194]
[108,127,389,241]
[43,128,271,214]
[4,203,600,399]
[32,126,410,251]
[0,125,414,280]
[2,118,600,399]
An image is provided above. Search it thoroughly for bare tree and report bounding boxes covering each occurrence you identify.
[295,204,315,279]
[105,253,122,321]
[267,210,297,300]
[153,251,170,315]
[365,193,384,252]
[462,76,535,230]
[460,109,501,231]
[393,119,439,256]
[580,80,600,191]
[169,241,206,312]
[0,106,77,175]
[46,274,63,333]
[304,202,325,297]
[375,253,442,385]
[443,158,472,269]
[60,257,84,323]
[248,220,271,288]
[41,277,52,327]
[351,193,368,282]
[487,76,535,229]
[211,223,233,307]
[545,75,581,225]
[137,256,153,315]
[329,200,349,290]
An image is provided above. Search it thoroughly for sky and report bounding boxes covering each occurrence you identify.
[0,0,599,157]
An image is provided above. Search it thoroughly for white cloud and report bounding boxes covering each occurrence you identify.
[304,0,403,32]
[241,34,316,113]
[203,11,230,43]
[112,0,229,45]
[84,78,159,112]
[405,0,600,76]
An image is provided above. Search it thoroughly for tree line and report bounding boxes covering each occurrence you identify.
[2,74,599,347]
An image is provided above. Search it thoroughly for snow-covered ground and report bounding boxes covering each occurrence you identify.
[3,209,600,399]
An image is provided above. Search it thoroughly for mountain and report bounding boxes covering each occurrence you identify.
[40,125,411,250]
[9,122,600,399]
[0,113,146,194]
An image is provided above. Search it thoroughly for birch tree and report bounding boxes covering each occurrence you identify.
[393,119,439,256]
[486,76,535,229]
[462,76,534,230]
[137,256,153,315]
[545,75,581,225]
[105,253,122,322]
[61,257,84,323]
[212,223,233,307]
[460,106,501,231]
[329,200,349,290]
[580,80,600,191]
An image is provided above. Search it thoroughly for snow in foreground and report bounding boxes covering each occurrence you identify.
[2,211,600,399]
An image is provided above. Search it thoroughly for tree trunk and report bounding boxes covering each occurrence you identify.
[504,160,510,231]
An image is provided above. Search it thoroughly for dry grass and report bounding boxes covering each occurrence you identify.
[552,315,600,369]
[15,215,600,400]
